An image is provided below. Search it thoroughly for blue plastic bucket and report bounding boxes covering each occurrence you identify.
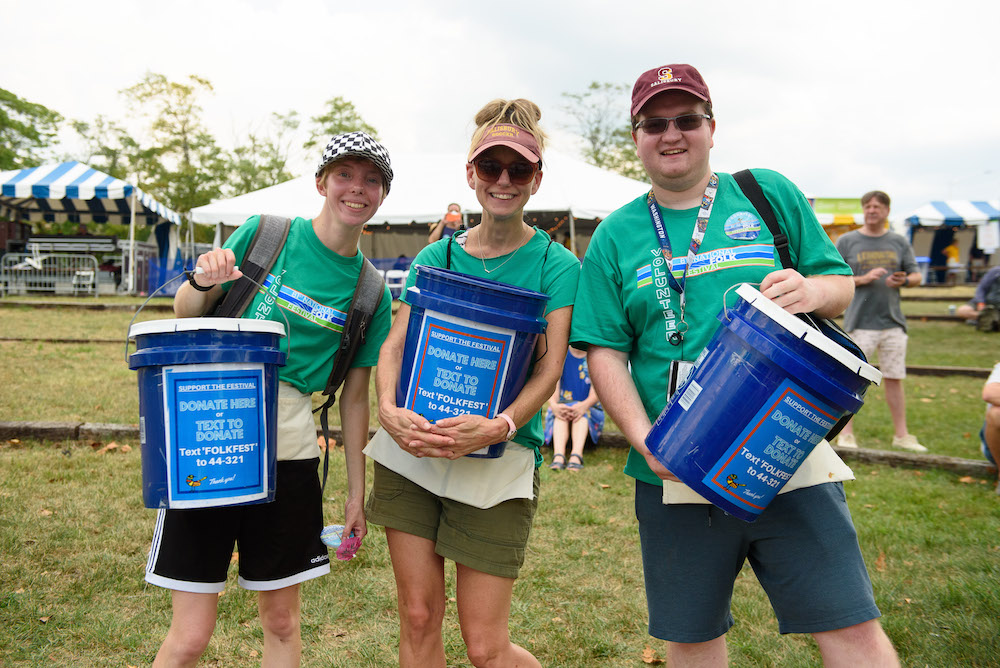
[128,318,286,509]
[645,284,881,522]
[397,266,549,458]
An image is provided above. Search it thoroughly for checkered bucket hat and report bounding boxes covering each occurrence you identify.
[315,131,393,194]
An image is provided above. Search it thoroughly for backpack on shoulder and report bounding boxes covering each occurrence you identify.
[215,214,386,490]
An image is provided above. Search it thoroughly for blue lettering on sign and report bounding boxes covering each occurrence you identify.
[405,313,516,422]
[702,380,839,513]
[163,365,268,508]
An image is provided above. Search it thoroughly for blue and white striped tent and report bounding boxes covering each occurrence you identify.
[0,161,181,225]
[904,200,1000,227]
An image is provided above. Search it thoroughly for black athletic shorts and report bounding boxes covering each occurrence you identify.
[145,458,330,593]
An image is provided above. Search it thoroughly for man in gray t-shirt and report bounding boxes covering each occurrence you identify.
[835,190,927,453]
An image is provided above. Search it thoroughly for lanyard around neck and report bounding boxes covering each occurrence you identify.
[646,172,719,344]
[646,173,719,307]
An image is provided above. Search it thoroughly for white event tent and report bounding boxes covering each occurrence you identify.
[191,151,651,258]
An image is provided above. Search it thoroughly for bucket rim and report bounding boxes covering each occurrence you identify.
[129,317,286,339]
[734,284,882,384]
[414,265,550,302]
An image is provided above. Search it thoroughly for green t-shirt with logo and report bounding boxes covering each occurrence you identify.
[570,169,851,485]
[222,215,392,394]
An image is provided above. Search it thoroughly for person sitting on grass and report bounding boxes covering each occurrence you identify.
[545,346,603,471]
[980,363,1000,495]
[955,264,1000,332]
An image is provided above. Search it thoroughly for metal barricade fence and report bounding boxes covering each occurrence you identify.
[1,253,100,297]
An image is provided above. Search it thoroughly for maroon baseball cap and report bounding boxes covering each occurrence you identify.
[468,123,542,164]
[630,64,711,117]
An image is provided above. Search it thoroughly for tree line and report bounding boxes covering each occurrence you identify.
[2,74,642,225]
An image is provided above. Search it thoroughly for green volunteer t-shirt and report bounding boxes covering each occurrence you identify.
[221,215,392,394]
[570,169,852,485]
[402,226,581,454]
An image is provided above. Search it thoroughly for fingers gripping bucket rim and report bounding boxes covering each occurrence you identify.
[128,317,287,509]
[397,266,550,458]
[645,284,881,522]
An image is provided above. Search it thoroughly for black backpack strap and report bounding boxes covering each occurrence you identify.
[732,170,793,270]
[313,257,386,491]
[214,215,291,317]
[732,169,867,441]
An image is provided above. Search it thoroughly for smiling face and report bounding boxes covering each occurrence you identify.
[632,91,715,200]
[315,157,386,228]
[466,146,542,223]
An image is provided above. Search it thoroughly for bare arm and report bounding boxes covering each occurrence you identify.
[174,248,242,317]
[375,303,456,453]
[983,381,1000,406]
[427,218,447,244]
[587,346,677,481]
[339,365,372,540]
[759,270,854,319]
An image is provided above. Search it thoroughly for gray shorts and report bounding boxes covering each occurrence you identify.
[635,481,881,642]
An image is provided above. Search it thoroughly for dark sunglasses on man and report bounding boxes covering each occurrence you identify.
[633,114,712,135]
[471,158,539,185]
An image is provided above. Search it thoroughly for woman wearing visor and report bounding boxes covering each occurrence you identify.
[365,99,580,667]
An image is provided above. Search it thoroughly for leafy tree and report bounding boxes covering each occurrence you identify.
[120,73,226,214]
[304,95,379,151]
[223,111,299,197]
[0,88,63,169]
[560,81,644,180]
[72,115,162,187]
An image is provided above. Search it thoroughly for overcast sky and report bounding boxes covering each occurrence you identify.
[3,0,998,221]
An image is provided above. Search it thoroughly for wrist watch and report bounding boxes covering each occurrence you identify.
[497,413,517,441]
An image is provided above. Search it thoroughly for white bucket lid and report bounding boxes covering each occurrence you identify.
[734,284,882,385]
[129,317,286,339]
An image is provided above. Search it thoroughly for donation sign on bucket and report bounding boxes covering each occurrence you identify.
[129,318,286,509]
[398,266,548,458]
[646,284,881,522]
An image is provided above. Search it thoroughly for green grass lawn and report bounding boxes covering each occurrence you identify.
[1,441,997,667]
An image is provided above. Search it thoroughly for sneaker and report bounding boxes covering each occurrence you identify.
[836,433,858,448]
[891,434,928,453]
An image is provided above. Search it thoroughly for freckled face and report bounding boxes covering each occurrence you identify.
[316,158,385,227]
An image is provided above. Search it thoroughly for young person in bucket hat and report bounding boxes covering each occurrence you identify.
[365,99,580,667]
[152,131,393,666]
[570,65,899,665]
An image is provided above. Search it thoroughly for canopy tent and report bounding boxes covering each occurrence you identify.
[0,161,184,293]
[904,200,1000,227]
[191,151,651,257]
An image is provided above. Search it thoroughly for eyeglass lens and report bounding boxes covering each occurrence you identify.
[637,114,709,134]
[474,159,537,185]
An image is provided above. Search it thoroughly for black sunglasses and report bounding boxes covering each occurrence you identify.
[633,114,712,134]
[472,158,539,185]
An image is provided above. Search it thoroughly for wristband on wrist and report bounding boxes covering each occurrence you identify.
[187,272,214,292]
[497,412,517,441]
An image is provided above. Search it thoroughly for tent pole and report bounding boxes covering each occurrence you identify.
[568,212,577,257]
[127,182,137,295]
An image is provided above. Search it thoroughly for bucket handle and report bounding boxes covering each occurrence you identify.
[721,282,761,322]
[123,268,292,366]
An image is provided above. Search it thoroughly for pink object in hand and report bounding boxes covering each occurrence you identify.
[336,535,363,561]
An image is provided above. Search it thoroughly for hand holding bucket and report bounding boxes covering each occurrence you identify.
[645,284,881,522]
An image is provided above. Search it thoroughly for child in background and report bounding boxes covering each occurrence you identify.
[545,346,603,471]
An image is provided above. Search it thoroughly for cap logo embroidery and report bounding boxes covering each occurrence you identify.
[651,67,682,89]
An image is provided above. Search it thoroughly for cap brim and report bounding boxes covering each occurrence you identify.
[469,140,541,164]
[631,86,709,117]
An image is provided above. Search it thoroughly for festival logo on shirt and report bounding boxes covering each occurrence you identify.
[724,211,762,241]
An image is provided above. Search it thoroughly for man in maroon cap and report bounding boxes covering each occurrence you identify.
[571,64,899,665]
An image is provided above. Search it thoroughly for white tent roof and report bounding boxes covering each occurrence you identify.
[904,200,1000,227]
[191,151,650,227]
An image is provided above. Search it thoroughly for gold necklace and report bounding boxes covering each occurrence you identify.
[477,225,531,274]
